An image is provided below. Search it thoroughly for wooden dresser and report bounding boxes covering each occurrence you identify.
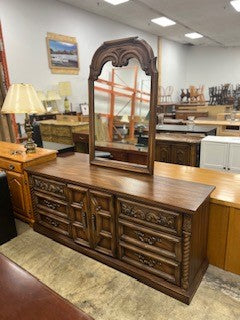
[39,120,89,145]
[0,142,57,224]
[26,154,214,304]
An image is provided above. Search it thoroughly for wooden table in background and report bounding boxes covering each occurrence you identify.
[154,162,240,275]
[0,142,57,224]
[194,119,240,136]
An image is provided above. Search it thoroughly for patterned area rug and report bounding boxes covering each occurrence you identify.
[0,221,240,320]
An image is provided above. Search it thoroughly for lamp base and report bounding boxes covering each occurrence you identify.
[24,113,36,154]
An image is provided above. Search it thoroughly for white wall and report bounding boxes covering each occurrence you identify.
[185,46,240,99]
[0,0,157,123]
[160,38,188,101]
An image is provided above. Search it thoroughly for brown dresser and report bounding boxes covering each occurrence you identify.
[0,142,57,224]
[39,120,89,145]
[26,153,214,304]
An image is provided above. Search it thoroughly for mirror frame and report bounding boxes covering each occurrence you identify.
[88,36,158,175]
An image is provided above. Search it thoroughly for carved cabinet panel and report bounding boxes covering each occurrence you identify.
[172,146,190,165]
[155,144,171,163]
[68,185,91,248]
[89,190,116,257]
[7,171,26,215]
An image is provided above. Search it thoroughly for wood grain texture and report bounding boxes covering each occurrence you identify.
[0,141,57,224]
[225,208,240,274]
[26,153,214,214]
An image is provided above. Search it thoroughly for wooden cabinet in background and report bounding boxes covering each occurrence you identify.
[27,153,214,304]
[0,142,57,224]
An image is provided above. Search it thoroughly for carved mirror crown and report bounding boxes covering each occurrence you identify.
[88,36,158,175]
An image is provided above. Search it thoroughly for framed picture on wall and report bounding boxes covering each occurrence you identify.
[46,32,79,74]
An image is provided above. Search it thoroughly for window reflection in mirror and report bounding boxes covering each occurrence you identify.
[93,58,150,166]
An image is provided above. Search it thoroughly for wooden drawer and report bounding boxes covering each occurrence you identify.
[38,210,71,237]
[34,192,68,219]
[73,133,89,143]
[0,159,22,173]
[40,124,52,135]
[32,176,66,199]
[117,198,182,236]
[119,241,180,285]
[118,219,182,261]
[54,126,71,137]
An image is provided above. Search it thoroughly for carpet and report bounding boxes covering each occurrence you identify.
[0,220,240,320]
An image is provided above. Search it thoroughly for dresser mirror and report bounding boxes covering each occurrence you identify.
[88,37,158,174]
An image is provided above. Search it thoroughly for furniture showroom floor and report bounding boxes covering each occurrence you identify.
[0,220,239,320]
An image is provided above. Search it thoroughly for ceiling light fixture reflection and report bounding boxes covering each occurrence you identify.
[104,0,129,5]
[230,0,240,12]
[185,32,203,39]
[151,17,176,27]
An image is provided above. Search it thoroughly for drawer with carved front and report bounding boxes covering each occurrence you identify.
[118,219,182,262]
[34,192,68,219]
[38,210,71,237]
[117,198,182,236]
[119,241,180,285]
[32,176,66,200]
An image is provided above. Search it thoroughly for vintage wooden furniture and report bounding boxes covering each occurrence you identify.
[0,141,57,224]
[0,171,17,244]
[175,110,208,120]
[200,136,240,173]
[0,253,93,320]
[89,37,158,175]
[152,162,240,276]
[156,124,217,136]
[194,119,240,136]
[39,120,89,145]
[27,153,214,304]
[73,132,202,167]
[155,134,202,167]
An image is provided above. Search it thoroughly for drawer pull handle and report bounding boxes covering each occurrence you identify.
[135,253,160,268]
[92,214,96,231]
[46,217,59,228]
[9,164,15,170]
[135,231,161,246]
[82,212,87,229]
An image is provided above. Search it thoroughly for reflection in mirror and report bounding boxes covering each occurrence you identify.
[93,58,150,166]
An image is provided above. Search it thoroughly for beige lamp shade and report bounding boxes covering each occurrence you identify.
[46,90,61,101]
[37,90,47,101]
[58,81,72,97]
[120,114,129,123]
[1,83,46,114]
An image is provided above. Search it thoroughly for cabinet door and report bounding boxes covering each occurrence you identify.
[89,190,116,257]
[155,142,171,163]
[68,185,91,248]
[228,144,240,173]
[200,141,228,171]
[6,171,26,215]
[171,145,190,165]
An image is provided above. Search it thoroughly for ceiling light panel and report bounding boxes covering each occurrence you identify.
[185,32,203,39]
[104,0,129,5]
[151,17,176,27]
[231,0,240,12]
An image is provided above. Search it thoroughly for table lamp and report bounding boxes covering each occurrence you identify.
[58,81,72,113]
[46,90,61,112]
[1,83,45,153]
[37,90,47,111]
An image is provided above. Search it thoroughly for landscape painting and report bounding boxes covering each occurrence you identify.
[46,32,79,74]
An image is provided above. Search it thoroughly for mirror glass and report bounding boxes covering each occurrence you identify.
[93,58,151,166]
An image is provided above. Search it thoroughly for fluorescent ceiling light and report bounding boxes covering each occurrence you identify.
[104,0,129,5]
[151,17,176,27]
[231,0,240,12]
[185,32,203,39]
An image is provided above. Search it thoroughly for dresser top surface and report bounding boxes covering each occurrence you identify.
[39,120,89,127]
[26,153,214,213]
[0,142,57,163]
